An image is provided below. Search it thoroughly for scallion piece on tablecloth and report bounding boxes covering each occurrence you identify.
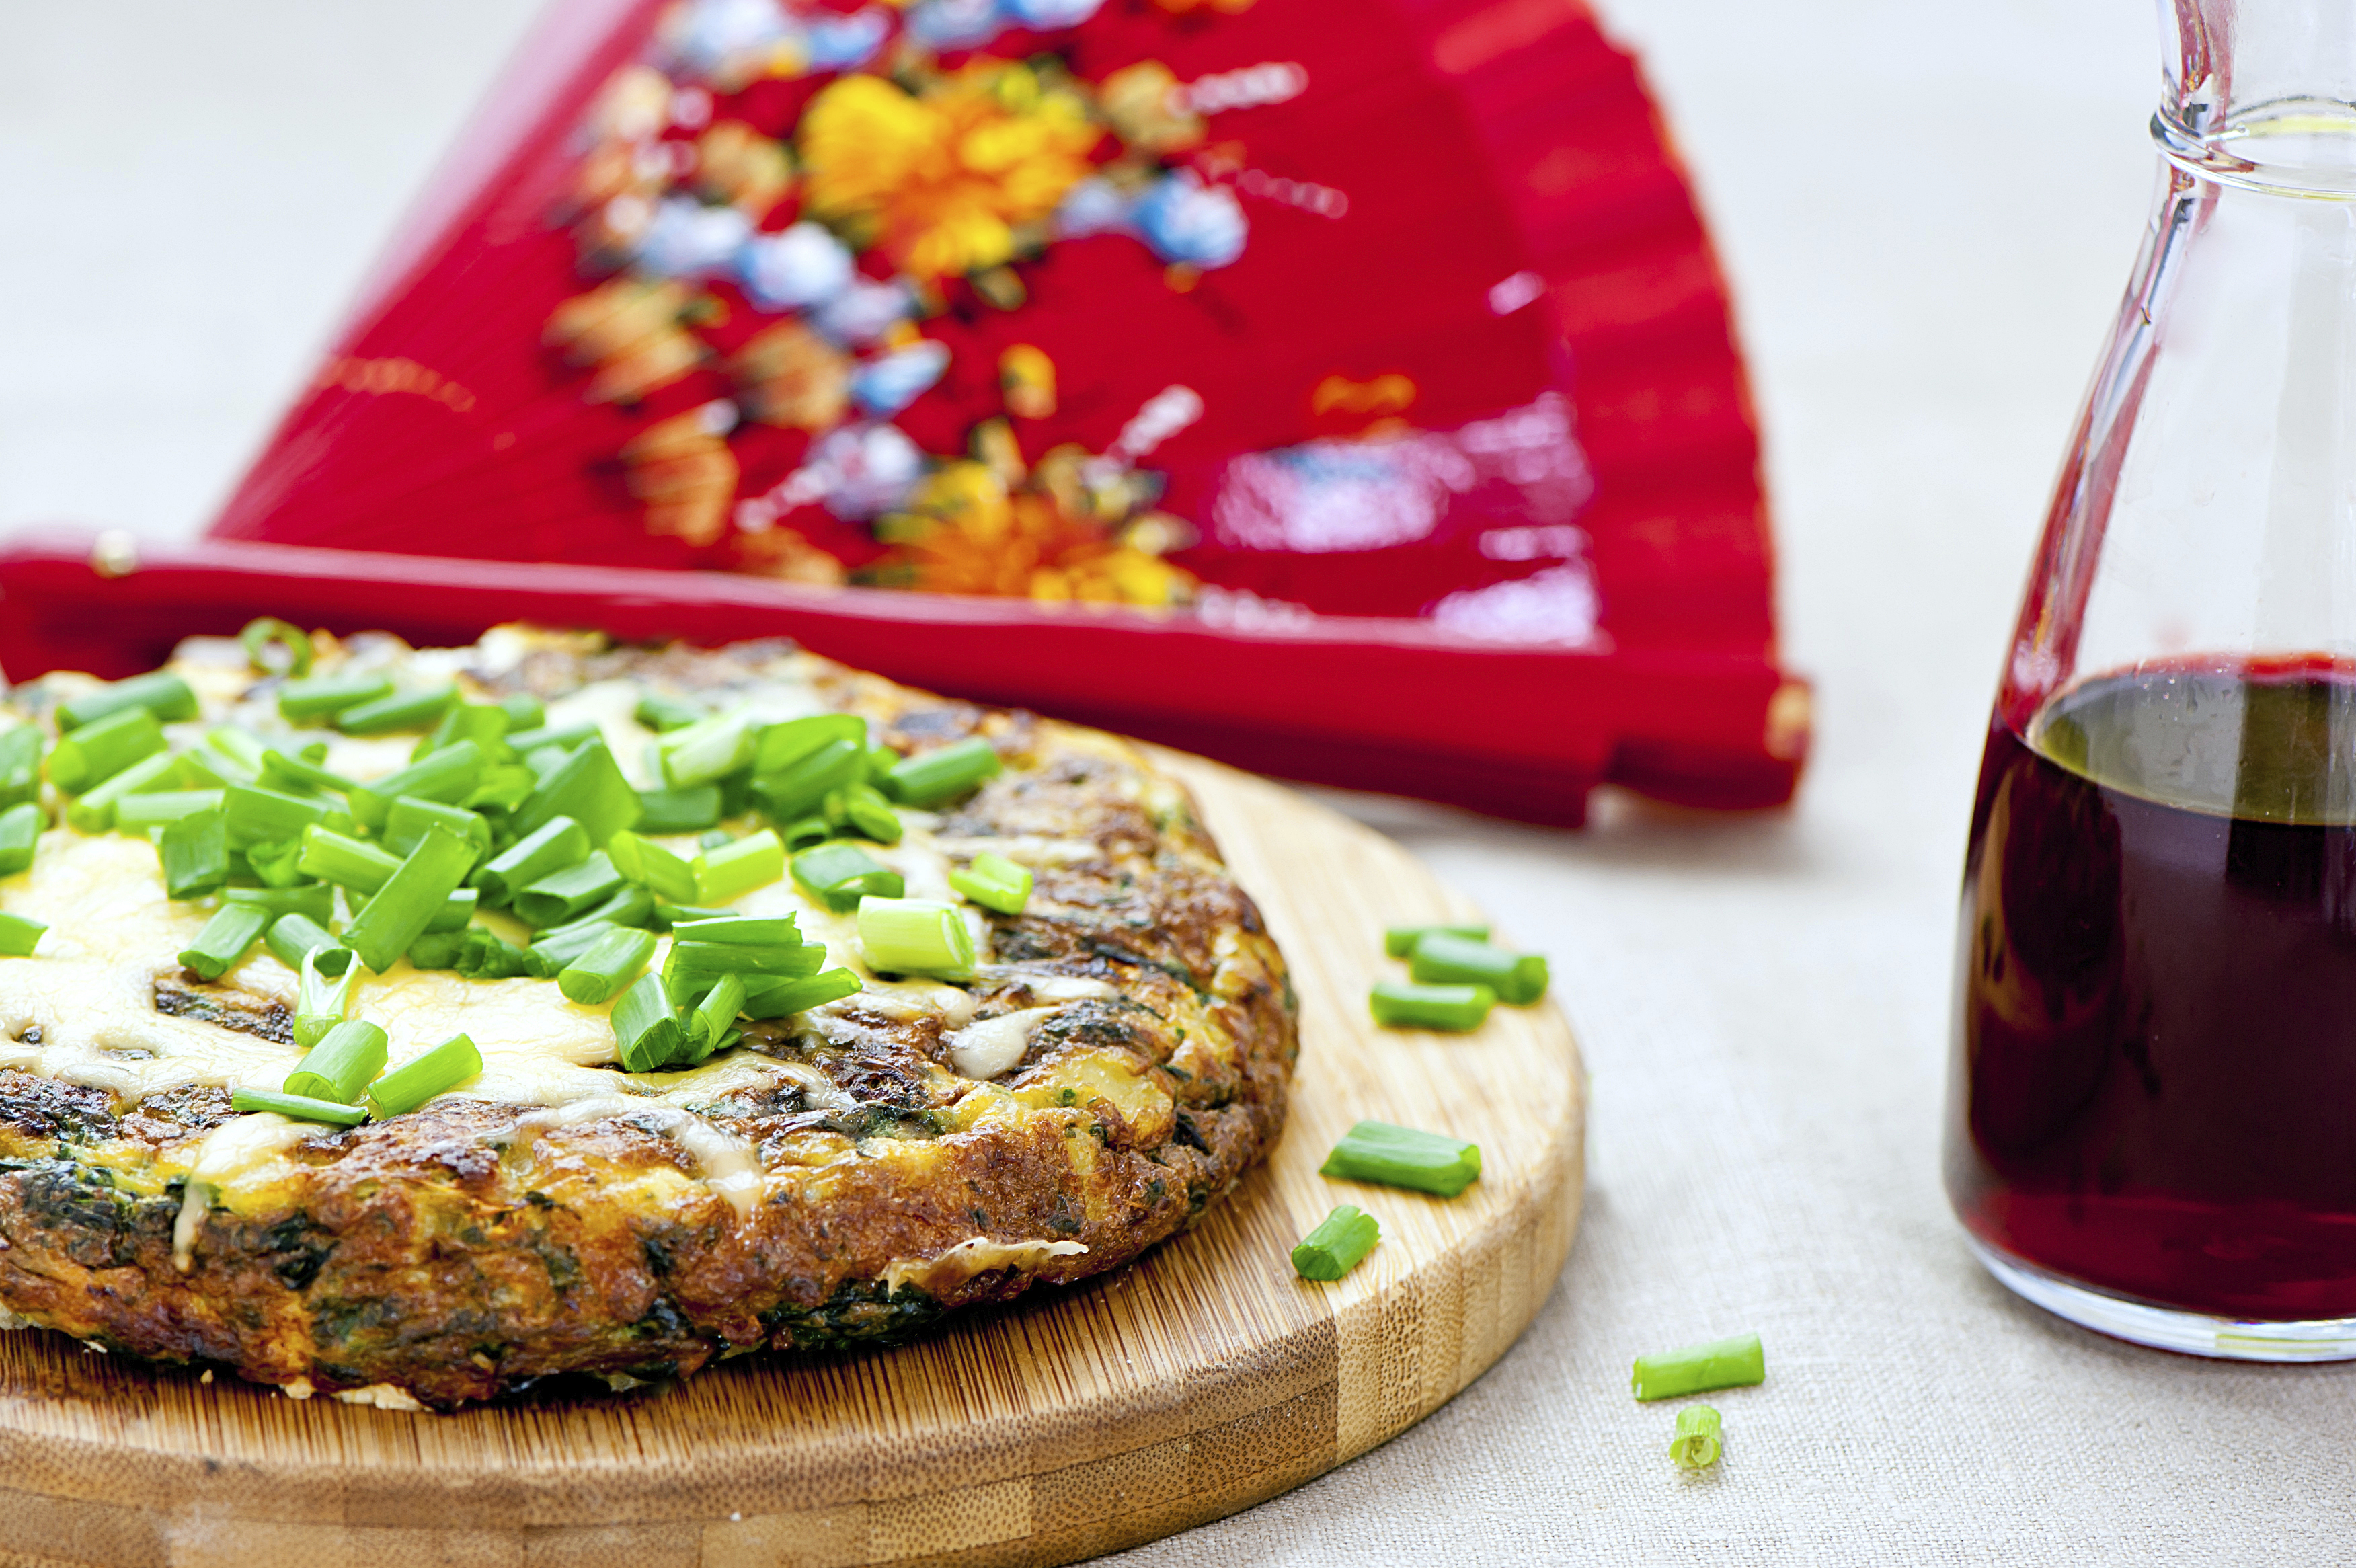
[225,884,333,923]
[1631,1334,1765,1401]
[343,826,475,972]
[335,684,457,736]
[1368,980,1495,1033]
[297,825,400,894]
[229,1088,366,1126]
[613,970,686,1072]
[634,785,722,834]
[66,749,182,832]
[159,809,230,900]
[1319,1120,1481,1198]
[514,851,625,928]
[740,967,862,1018]
[635,691,703,732]
[367,1033,482,1118]
[1292,1205,1380,1281]
[1669,1406,1723,1470]
[276,670,393,722]
[239,617,314,677]
[858,896,976,980]
[178,904,269,982]
[1408,932,1548,1005]
[882,738,1001,807]
[1382,923,1491,959]
[58,671,198,732]
[265,912,352,976]
[949,851,1033,915]
[49,709,166,797]
[608,830,699,904]
[514,740,642,845]
[0,801,40,876]
[348,740,483,829]
[792,842,903,912]
[693,828,784,904]
[115,789,225,835]
[292,949,359,1048]
[473,815,590,906]
[558,925,658,1005]
[282,1018,389,1103]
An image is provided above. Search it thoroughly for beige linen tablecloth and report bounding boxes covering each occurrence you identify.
[7,0,2345,1561]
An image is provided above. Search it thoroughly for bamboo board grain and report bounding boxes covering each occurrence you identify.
[0,750,1585,1568]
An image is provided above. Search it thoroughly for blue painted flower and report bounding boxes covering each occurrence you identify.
[810,423,925,519]
[806,8,890,70]
[850,341,953,417]
[738,221,855,311]
[904,0,1005,48]
[1131,171,1247,269]
[635,196,754,278]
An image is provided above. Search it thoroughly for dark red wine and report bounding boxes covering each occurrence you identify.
[1949,662,2356,1320]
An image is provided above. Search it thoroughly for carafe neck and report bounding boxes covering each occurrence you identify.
[2159,0,2356,196]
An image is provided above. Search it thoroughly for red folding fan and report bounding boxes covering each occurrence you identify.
[40,0,1806,824]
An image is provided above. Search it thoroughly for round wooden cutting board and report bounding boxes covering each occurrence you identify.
[0,750,1585,1568]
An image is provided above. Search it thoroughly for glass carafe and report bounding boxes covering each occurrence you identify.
[1947,0,2356,1358]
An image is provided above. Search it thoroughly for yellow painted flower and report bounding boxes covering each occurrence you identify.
[797,64,1102,280]
[863,460,1196,605]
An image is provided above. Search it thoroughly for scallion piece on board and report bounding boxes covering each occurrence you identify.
[66,749,183,833]
[557,925,658,1005]
[229,1088,366,1126]
[344,826,476,972]
[1408,933,1548,1006]
[791,842,904,912]
[1670,1406,1724,1471]
[57,670,198,731]
[225,884,334,923]
[472,815,590,906]
[612,970,686,1072]
[0,913,45,958]
[949,851,1032,915]
[1292,1205,1381,1282]
[178,904,270,981]
[282,1018,389,1103]
[0,801,40,877]
[514,851,625,928]
[1319,1120,1481,1198]
[239,617,314,678]
[292,949,360,1048]
[265,912,352,976]
[47,707,165,795]
[159,808,230,900]
[635,691,703,732]
[335,684,457,736]
[607,830,699,904]
[693,829,784,904]
[297,825,401,894]
[1368,980,1495,1033]
[276,669,393,721]
[367,1033,483,1118]
[114,789,225,834]
[1631,1335,1765,1402]
[857,896,976,980]
[348,740,483,830]
[634,785,723,834]
[740,967,862,1018]
[882,738,1002,807]
[513,740,643,845]
[1382,923,1491,959]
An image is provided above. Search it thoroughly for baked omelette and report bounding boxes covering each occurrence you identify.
[0,627,1296,1409]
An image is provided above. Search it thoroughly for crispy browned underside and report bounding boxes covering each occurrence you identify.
[0,639,1297,1407]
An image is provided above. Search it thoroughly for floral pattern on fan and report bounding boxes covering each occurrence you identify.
[547,0,1298,604]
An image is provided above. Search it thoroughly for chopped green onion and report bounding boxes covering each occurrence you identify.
[635,691,704,732]
[296,825,400,894]
[1631,1335,1765,1402]
[47,706,165,794]
[949,850,1032,914]
[572,883,655,930]
[239,617,315,677]
[367,1033,483,1118]
[425,888,479,932]
[57,671,198,731]
[612,970,686,1072]
[431,927,549,980]
[658,710,757,788]
[506,720,601,756]
[699,828,736,851]
[693,828,784,904]
[666,939,823,980]
[472,815,590,906]
[159,809,230,900]
[416,701,512,761]
[529,918,622,971]
[496,691,545,731]
[347,740,483,830]
[66,749,184,832]
[857,896,976,980]
[883,738,1002,807]
[465,763,538,814]
[221,782,351,849]
[559,926,658,1005]
[1382,923,1491,959]
[243,837,308,889]
[826,782,903,844]
[1319,1120,1481,1198]
[206,726,270,778]
[752,713,866,775]
[1368,980,1495,1033]
[0,801,40,876]
[114,789,225,834]
[224,884,334,923]
[292,949,360,1047]
[791,841,904,912]
[259,749,356,797]
[514,850,624,927]
[779,814,831,850]
[229,1088,365,1126]
[0,913,46,957]
[1669,1407,1723,1470]
[344,826,476,972]
[178,904,269,981]
[670,915,803,946]
[749,738,865,822]
[684,972,748,1062]
[265,912,352,976]
[282,1019,389,1103]
[634,785,722,834]
[607,830,699,904]
[1292,1205,1381,1281]
[864,743,899,782]
[740,968,863,1018]
[381,797,492,865]
[652,900,737,929]
[277,669,393,721]
[336,684,457,736]
[0,724,45,810]
[513,740,642,846]
[1408,933,1548,1005]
